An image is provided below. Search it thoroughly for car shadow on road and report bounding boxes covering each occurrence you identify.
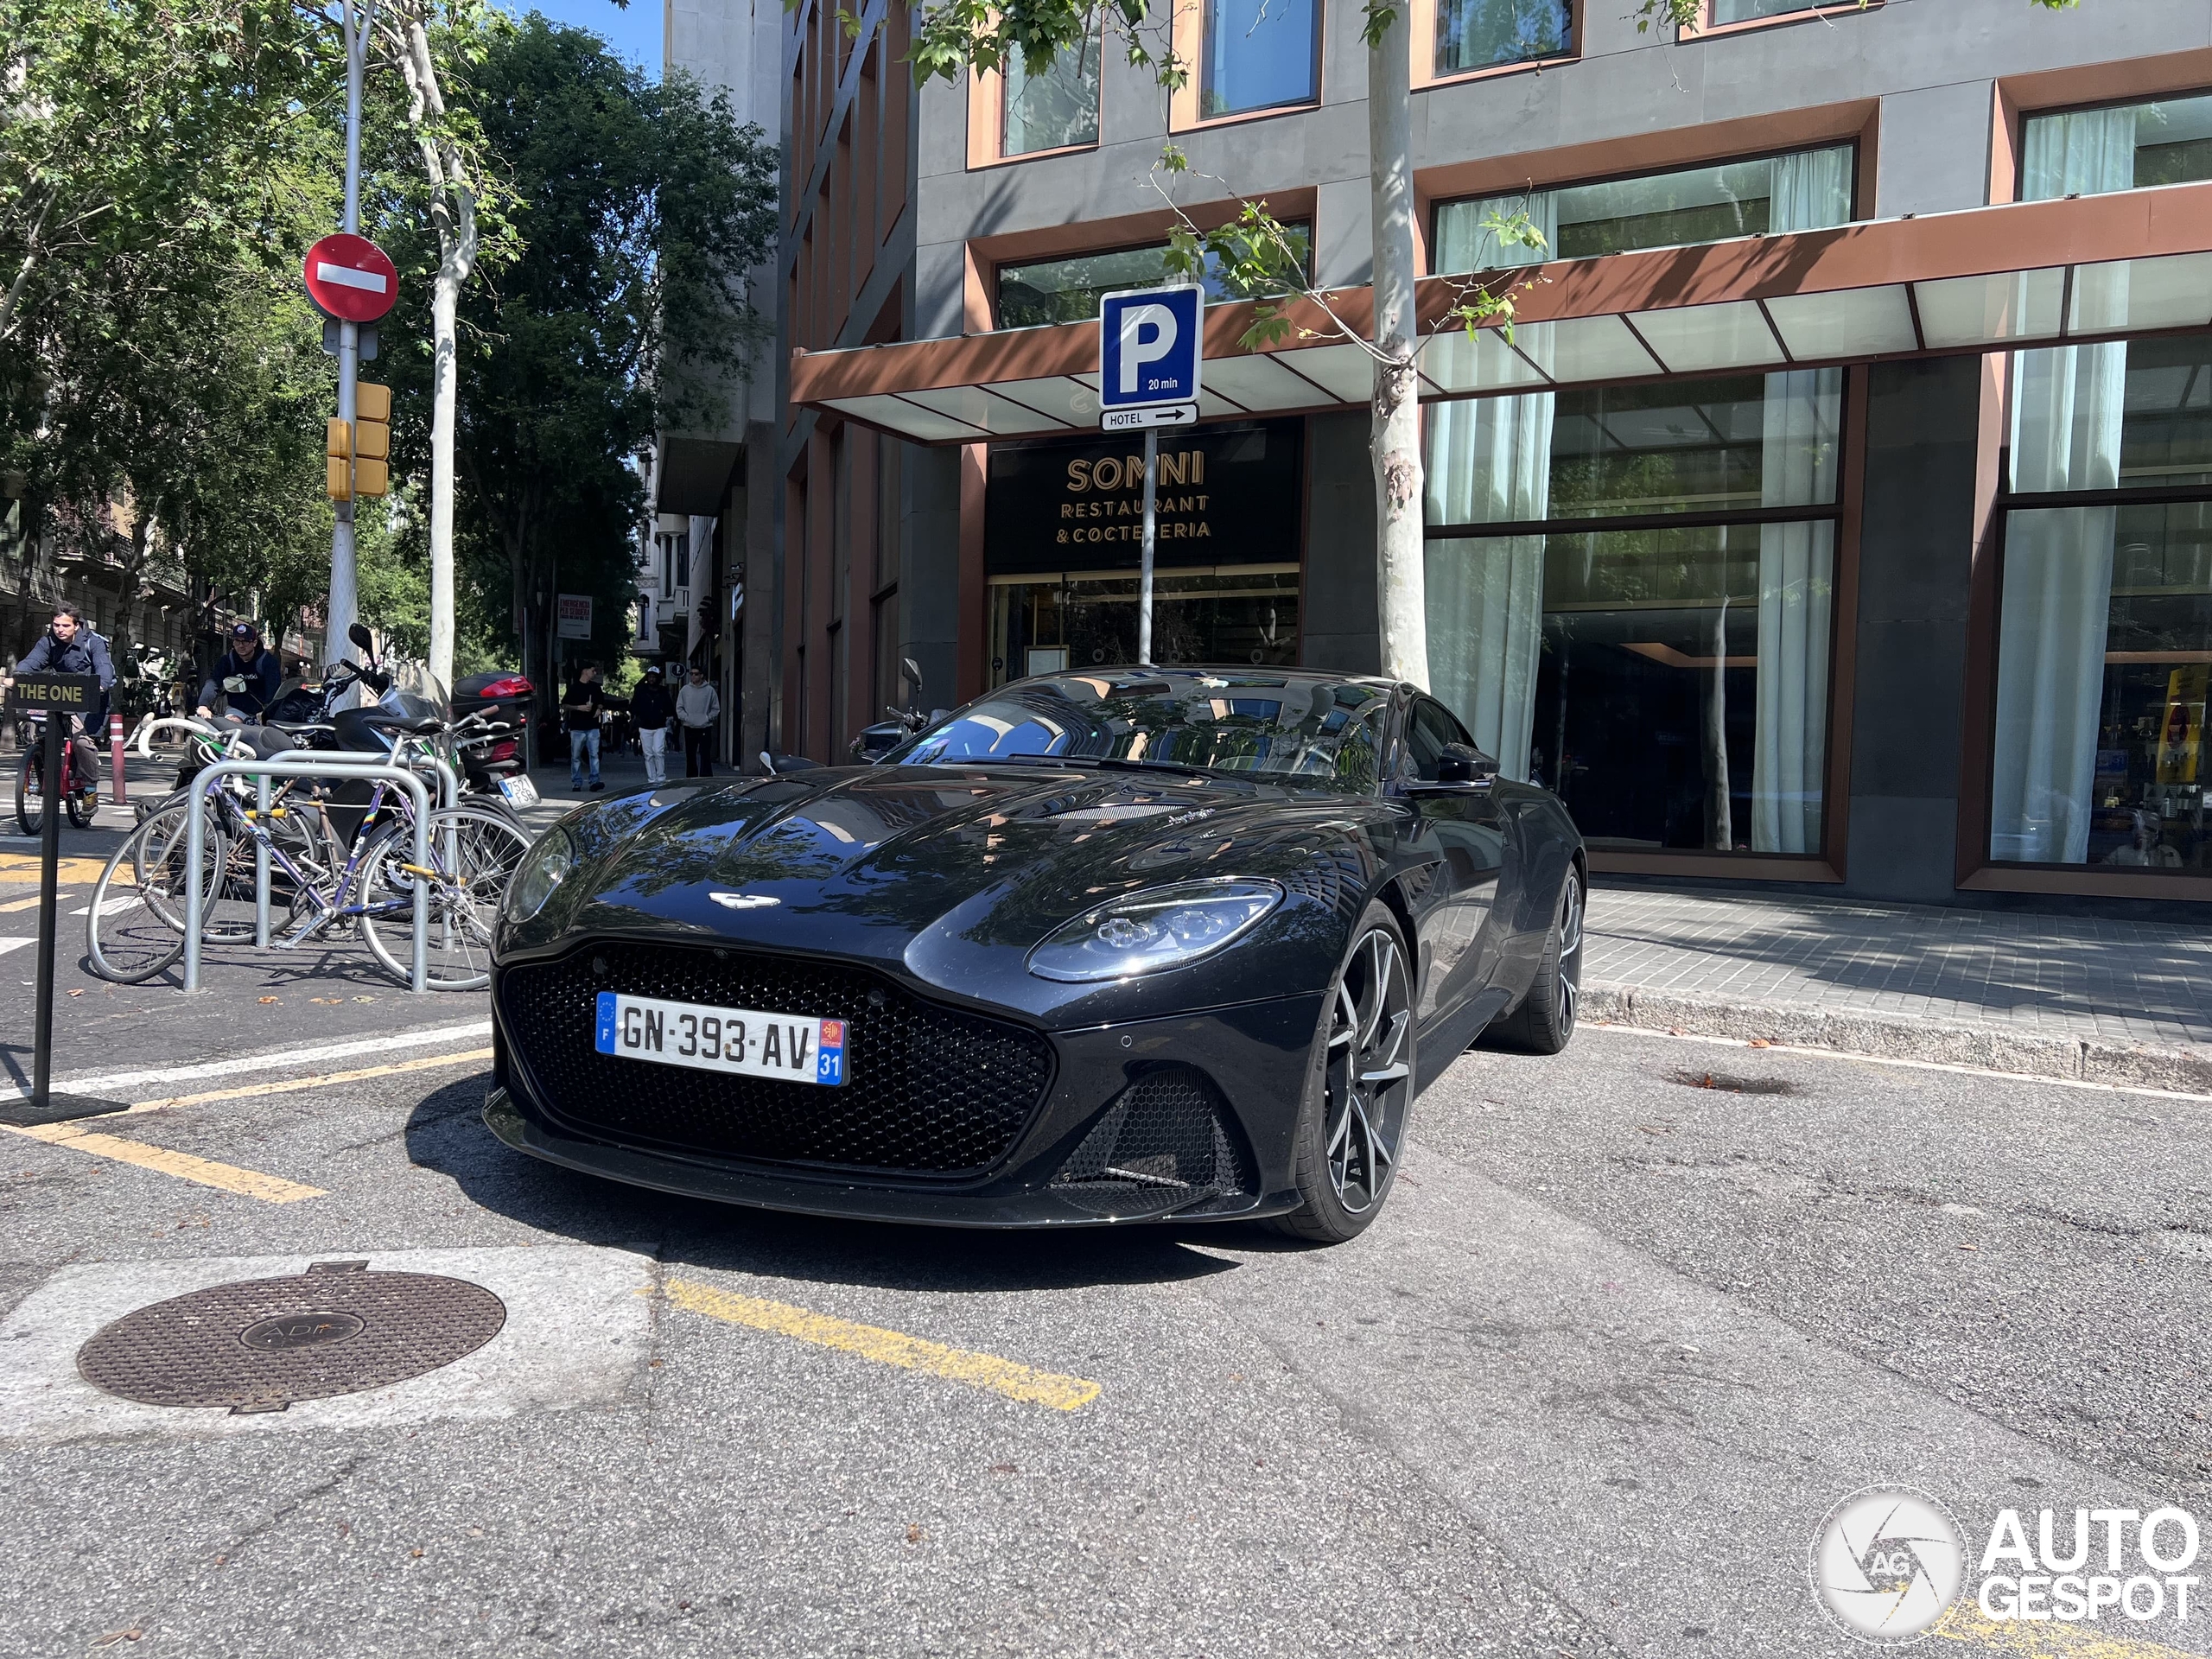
[403,1077,1252,1295]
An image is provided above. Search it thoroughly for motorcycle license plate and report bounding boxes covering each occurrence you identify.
[594,993,847,1086]
[498,775,540,807]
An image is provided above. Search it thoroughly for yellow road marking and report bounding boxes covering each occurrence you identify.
[0,855,110,884]
[658,1277,1103,1412]
[115,1048,493,1116]
[1934,1604,2209,1658]
[2,1121,324,1204]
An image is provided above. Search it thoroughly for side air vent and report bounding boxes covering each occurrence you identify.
[1051,1065,1255,1218]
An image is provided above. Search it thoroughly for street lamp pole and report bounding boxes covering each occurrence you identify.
[327,0,374,664]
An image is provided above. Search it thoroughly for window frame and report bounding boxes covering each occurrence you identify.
[1414,0,1579,92]
[1427,137,1861,278]
[967,32,1105,169]
[1168,0,1325,133]
[2011,86,2212,204]
[1694,0,1883,37]
[990,221,1316,330]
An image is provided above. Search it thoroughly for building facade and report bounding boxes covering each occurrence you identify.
[779,0,2212,909]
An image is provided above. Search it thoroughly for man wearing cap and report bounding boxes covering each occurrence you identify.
[631,664,676,786]
[195,621,283,720]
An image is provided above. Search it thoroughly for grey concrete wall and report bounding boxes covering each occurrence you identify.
[1842,355,1984,904]
[900,444,963,717]
[1300,412,1379,675]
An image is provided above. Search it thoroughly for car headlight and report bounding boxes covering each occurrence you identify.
[1027,878,1283,982]
[504,825,575,923]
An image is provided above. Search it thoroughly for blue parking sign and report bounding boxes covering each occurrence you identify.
[1099,284,1204,411]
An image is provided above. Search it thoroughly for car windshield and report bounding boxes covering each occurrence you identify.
[891,673,1391,788]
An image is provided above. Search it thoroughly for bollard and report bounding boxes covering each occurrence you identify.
[109,712,127,808]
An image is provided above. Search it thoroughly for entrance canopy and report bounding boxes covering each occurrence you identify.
[790,181,2212,445]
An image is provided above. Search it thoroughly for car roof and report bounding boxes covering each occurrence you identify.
[1008,665,1405,694]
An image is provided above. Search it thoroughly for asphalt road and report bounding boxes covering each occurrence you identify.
[3,1010,2209,1658]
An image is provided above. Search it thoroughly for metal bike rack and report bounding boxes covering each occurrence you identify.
[180,754,436,994]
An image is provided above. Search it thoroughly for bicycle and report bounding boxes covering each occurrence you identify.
[14,713,100,835]
[85,725,532,990]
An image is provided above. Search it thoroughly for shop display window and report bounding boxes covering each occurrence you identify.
[995,226,1311,328]
[1200,0,1320,118]
[1433,143,1853,274]
[1433,0,1569,77]
[1423,370,1842,855]
[1002,29,1100,156]
[1989,335,2212,872]
[988,568,1302,683]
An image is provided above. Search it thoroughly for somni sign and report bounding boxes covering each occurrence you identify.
[985,421,1302,577]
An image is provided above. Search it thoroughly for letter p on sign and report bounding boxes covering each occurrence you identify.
[1099,284,1203,413]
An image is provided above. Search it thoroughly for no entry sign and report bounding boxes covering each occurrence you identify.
[303,233,398,323]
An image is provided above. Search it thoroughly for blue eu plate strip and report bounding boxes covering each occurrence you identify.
[816,1018,846,1086]
[594,992,618,1054]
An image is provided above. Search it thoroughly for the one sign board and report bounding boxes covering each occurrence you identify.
[556,594,594,640]
[1098,285,1203,427]
[3,672,99,714]
[303,233,399,324]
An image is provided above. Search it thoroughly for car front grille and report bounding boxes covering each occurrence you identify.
[498,941,1055,1176]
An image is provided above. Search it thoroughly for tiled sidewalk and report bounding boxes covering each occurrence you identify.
[1584,886,2212,1082]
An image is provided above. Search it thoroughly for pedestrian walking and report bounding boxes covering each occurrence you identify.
[563,663,608,793]
[676,665,720,778]
[632,664,675,785]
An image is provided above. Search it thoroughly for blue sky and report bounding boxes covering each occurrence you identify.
[501,0,661,76]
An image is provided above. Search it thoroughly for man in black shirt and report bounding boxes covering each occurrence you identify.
[562,663,608,792]
[196,621,283,721]
[630,664,675,785]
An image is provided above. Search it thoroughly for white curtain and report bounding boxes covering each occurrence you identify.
[1748,147,1852,853]
[1423,193,1557,779]
[1989,106,2135,864]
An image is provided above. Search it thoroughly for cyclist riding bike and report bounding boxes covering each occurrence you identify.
[14,601,114,798]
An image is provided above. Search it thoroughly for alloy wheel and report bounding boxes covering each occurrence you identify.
[1557,876,1584,1033]
[1323,925,1413,1214]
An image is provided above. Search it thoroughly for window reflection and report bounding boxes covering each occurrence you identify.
[1434,0,1569,75]
[990,568,1302,683]
[995,226,1312,328]
[1201,0,1320,118]
[1002,30,1100,156]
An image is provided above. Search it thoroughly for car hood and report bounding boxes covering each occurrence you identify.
[533,762,1376,1002]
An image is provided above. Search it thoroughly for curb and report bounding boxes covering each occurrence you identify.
[1580,979,2212,1096]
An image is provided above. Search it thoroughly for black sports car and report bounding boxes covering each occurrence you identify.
[486,668,1585,1241]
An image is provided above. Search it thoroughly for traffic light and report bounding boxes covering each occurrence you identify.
[353,382,391,497]
[326,417,353,499]
[322,383,391,500]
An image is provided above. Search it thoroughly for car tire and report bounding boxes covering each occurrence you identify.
[1266,899,1416,1245]
[1484,868,1583,1056]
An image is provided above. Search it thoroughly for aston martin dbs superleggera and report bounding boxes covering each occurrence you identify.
[486,668,1585,1241]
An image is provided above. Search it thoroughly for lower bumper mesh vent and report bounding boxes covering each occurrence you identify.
[1052,1065,1255,1217]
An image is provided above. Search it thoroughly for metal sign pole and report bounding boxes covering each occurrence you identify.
[29,715,63,1109]
[1138,428,1158,665]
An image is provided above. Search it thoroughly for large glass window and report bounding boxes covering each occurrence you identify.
[1423,371,1843,856]
[1712,0,1831,22]
[1434,0,1569,76]
[1200,0,1319,118]
[995,226,1313,328]
[2022,92,2212,197]
[1433,144,1854,275]
[989,567,1301,683]
[1989,336,2212,872]
[1002,30,1100,156]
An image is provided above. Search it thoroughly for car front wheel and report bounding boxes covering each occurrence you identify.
[1268,900,1416,1244]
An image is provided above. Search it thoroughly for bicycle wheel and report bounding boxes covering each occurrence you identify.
[357,805,532,990]
[15,747,42,836]
[86,810,215,982]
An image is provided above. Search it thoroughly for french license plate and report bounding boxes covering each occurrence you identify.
[594,992,847,1086]
[498,774,540,807]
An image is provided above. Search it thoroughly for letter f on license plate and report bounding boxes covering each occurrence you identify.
[594,991,849,1086]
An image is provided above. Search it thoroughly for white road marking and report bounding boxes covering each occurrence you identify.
[4,1018,491,1103]
[1580,1020,2212,1104]
[0,938,34,956]
[0,1247,653,1445]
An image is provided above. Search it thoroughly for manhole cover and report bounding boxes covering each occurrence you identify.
[76,1262,507,1414]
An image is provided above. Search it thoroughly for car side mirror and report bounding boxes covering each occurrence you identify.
[1415,742,1498,793]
